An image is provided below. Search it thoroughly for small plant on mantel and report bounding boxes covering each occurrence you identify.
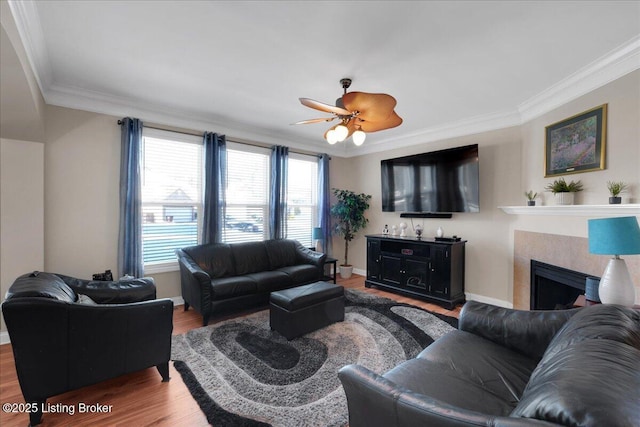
[607,181,628,204]
[544,178,583,205]
[524,190,538,206]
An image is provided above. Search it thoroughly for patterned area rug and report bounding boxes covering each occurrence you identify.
[171,289,458,426]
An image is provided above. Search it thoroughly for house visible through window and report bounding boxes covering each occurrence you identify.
[141,130,202,271]
[222,143,270,244]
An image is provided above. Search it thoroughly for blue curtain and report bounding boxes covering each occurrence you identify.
[269,145,288,239]
[118,117,144,278]
[318,153,332,254]
[202,132,226,244]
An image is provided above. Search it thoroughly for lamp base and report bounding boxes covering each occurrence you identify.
[315,240,323,253]
[599,257,636,307]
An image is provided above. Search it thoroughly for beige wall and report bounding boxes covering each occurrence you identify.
[43,106,181,300]
[330,70,640,306]
[1,138,45,332]
[329,128,523,306]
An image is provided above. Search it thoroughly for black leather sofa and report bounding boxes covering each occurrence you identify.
[1,272,173,426]
[339,301,640,427]
[176,239,326,325]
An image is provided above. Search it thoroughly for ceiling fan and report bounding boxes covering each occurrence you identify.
[294,78,402,146]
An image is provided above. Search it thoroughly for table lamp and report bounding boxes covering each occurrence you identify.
[588,216,640,306]
[312,227,323,253]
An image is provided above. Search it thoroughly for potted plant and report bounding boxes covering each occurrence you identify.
[544,178,583,205]
[524,190,538,206]
[330,188,372,279]
[607,181,628,204]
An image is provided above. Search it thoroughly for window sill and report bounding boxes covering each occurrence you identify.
[144,260,179,275]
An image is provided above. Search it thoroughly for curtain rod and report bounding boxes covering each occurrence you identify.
[116,120,326,158]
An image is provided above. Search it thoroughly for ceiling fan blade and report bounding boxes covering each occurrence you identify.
[291,117,336,125]
[299,98,352,116]
[357,111,403,133]
[342,92,397,122]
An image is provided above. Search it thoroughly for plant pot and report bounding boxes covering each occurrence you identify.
[339,265,353,279]
[527,200,536,206]
[609,196,622,204]
[554,192,574,205]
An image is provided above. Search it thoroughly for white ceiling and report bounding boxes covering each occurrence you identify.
[6,1,640,156]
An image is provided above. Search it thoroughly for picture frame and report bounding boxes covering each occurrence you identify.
[544,104,607,177]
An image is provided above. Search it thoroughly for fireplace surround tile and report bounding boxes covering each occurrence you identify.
[513,230,640,309]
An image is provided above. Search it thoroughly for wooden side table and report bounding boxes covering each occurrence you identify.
[324,257,338,284]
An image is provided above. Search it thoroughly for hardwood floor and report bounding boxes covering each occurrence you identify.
[0,275,461,426]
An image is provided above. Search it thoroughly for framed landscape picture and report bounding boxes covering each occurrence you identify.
[544,104,607,177]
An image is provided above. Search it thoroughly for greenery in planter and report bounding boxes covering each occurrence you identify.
[330,188,372,266]
[607,181,628,197]
[524,190,538,201]
[544,178,584,194]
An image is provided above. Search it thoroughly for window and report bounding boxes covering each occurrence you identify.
[141,130,202,271]
[286,154,318,247]
[222,142,270,244]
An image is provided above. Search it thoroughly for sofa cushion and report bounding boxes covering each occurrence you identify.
[384,357,516,417]
[265,239,298,269]
[277,264,320,284]
[5,272,76,303]
[184,243,235,278]
[246,271,292,292]
[540,303,640,362]
[210,276,257,299]
[418,330,538,405]
[231,241,270,275]
[511,339,640,426]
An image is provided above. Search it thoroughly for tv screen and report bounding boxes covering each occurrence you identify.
[381,144,479,213]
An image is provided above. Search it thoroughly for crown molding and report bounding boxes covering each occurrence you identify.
[518,35,640,123]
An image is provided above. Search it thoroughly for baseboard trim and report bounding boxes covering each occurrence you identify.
[465,292,513,309]
[0,331,10,345]
[171,296,185,306]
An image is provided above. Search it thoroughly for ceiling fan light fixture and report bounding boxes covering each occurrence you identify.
[352,130,366,146]
[334,124,348,142]
[326,129,339,145]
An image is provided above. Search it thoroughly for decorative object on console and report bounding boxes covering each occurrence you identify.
[294,78,402,146]
[391,224,397,236]
[588,216,640,306]
[399,222,408,237]
[544,178,583,205]
[414,224,423,238]
[525,190,538,206]
[382,224,389,235]
[544,104,607,177]
[330,188,372,279]
[312,227,323,252]
[436,226,444,238]
[607,181,628,204]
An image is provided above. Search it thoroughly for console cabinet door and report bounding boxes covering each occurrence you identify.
[381,255,402,286]
[404,258,428,290]
[367,239,381,280]
[428,246,451,298]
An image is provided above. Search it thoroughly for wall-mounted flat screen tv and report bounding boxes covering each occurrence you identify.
[381,144,479,213]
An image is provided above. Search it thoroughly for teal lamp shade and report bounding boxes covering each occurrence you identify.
[588,216,640,255]
[588,216,640,306]
[312,227,323,240]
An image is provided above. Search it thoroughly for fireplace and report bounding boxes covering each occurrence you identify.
[530,260,593,310]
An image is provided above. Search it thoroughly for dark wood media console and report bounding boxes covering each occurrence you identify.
[365,234,466,309]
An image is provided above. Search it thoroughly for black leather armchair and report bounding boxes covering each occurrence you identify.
[1,272,174,426]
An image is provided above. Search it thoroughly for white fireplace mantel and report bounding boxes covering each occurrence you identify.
[498,204,640,216]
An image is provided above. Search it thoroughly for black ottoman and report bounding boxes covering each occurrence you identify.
[270,281,345,340]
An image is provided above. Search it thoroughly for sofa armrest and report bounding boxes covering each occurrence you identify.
[294,243,326,270]
[176,248,213,315]
[338,364,403,427]
[58,274,157,304]
[459,301,578,360]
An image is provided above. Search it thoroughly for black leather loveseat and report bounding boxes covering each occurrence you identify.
[2,272,173,426]
[176,239,326,325]
[339,301,640,427]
